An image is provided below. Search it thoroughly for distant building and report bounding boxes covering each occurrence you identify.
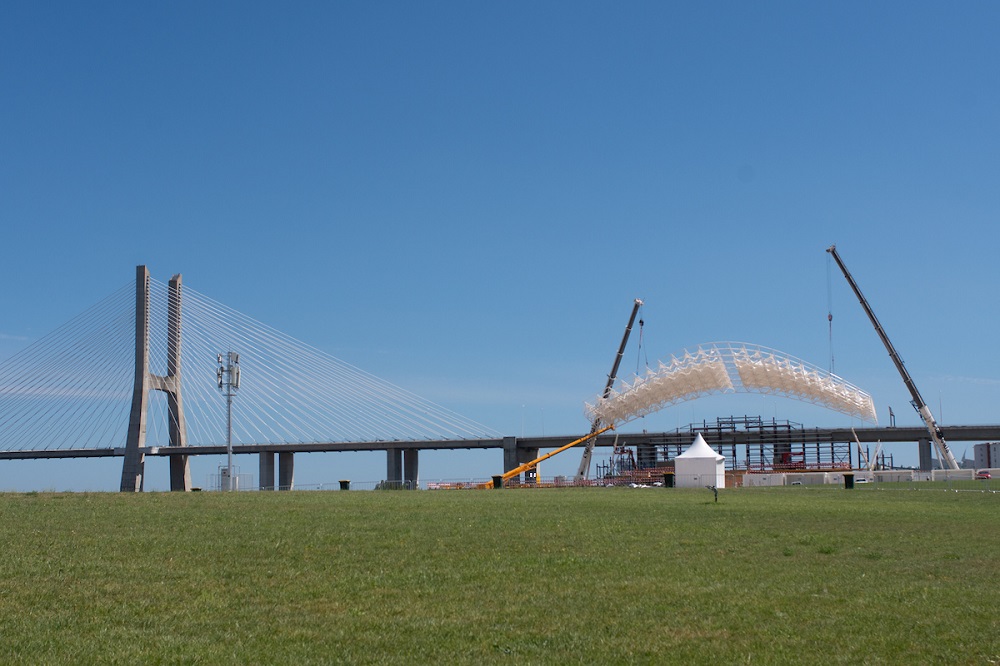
[973,442,1000,469]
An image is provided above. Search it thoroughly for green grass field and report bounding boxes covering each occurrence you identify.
[1,487,997,664]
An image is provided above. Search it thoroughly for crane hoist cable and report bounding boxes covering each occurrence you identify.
[826,252,835,374]
[634,308,648,377]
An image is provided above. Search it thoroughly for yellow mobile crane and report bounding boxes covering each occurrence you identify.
[482,424,615,489]
[827,245,959,470]
[482,298,643,489]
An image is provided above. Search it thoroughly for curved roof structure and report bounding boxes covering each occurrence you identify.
[584,342,877,426]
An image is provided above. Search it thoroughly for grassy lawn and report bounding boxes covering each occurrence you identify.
[0,487,997,664]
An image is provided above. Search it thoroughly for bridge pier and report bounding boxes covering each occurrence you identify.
[387,448,401,485]
[522,448,539,484]
[503,437,518,476]
[278,452,295,490]
[404,449,419,488]
[386,448,419,488]
[918,438,933,471]
[260,452,275,490]
[503,437,539,484]
[169,455,191,491]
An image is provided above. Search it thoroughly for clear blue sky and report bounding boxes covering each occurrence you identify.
[3,2,999,490]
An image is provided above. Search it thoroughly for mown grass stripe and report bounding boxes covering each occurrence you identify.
[0,488,996,664]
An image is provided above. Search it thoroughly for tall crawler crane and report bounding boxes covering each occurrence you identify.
[826,245,959,470]
[575,298,643,480]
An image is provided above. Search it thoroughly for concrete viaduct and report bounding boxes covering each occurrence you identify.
[3,423,999,490]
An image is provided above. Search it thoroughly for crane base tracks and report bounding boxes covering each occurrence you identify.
[585,342,877,426]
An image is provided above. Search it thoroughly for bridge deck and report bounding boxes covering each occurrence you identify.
[3,425,999,460]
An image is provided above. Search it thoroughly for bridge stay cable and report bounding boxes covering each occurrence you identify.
[0,270,501,464]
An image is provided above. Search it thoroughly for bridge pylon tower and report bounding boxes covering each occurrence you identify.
[120,266,190,491]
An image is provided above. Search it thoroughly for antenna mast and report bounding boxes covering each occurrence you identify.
[217,351,241,490]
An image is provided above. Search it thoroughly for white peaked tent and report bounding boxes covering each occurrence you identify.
[674,433,726,489]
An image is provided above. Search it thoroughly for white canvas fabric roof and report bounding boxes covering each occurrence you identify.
[676,433,724,461]
[675,433,726,489]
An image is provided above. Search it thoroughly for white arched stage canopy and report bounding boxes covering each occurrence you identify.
[584,342,878,426]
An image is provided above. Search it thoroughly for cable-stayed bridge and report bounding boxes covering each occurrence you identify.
[3,267,999,491]
[0,267,503,490]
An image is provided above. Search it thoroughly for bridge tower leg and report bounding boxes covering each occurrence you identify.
[121,267,191,492]
[164,274,190,491]
[121,267,151,492]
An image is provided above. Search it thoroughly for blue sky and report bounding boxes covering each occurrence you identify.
[3,2,1000,490]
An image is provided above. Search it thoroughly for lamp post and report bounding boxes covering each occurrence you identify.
[216,352,240,490]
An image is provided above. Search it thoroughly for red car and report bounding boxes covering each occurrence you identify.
[976,470,992,480]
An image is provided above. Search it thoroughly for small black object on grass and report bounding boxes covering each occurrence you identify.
[706,485,718,502]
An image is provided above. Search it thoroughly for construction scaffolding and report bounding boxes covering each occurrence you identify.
[595,415,855,484]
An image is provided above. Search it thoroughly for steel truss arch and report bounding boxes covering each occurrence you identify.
[584,342,878,426]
